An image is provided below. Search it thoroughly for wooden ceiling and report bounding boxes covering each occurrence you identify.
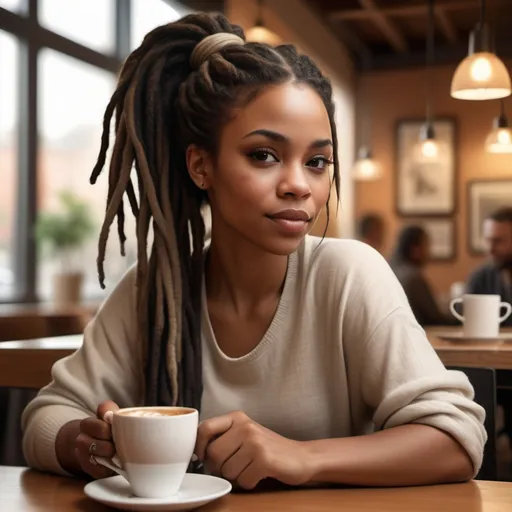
[303,0,512,71]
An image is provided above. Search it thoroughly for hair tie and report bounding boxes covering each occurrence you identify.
[190,33,245,69]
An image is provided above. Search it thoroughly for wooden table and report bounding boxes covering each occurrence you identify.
[0,303,96,342]
[0,335,81,388]
[1,466,512,511]
[426,328,512,370]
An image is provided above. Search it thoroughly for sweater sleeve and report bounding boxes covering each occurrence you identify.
[360,307,487,476]
[21,267,142,475]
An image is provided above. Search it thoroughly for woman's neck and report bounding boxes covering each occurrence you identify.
[205,230,289,314]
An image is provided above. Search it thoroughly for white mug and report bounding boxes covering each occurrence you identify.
[449,294,512,339]
[95,406,198,498]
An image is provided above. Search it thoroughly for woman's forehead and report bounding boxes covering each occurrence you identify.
[223,82,332,142]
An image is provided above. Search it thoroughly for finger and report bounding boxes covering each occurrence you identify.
[97,401,120,424]
[204,430,243,476]
[75,433,116,480]
[80,417,112,441]
[195,414,236,461]
[76,432,116,459]
[75,445,114,480]
[236,460,266,490]
[219,444,252,482]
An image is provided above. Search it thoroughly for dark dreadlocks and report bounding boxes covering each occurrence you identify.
[90,12,340,411]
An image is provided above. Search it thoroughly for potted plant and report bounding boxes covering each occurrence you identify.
[36,191,95,306]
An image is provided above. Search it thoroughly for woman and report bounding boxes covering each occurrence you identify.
[22,13,484,489]
[391,225,459,327]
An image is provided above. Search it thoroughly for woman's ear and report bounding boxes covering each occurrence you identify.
[186,144,212,191]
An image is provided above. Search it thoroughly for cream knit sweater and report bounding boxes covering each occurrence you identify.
[22,237,486,476]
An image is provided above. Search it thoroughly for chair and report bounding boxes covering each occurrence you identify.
[448,366,497,481]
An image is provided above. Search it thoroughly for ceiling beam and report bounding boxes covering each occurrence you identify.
[436,7,458,43]
[336,20,373,64]
[364,41,512,71]
[331,0,479,21]
[358,0,408,53]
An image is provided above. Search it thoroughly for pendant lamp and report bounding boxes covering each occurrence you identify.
[352,52,382,181]
[246,0,281,46]
[352,146,383,181]
[451,0,511,100]
[485,100,512,153]
[413,0,443,163]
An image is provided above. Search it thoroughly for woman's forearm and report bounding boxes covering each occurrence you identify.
[305,424,474,487]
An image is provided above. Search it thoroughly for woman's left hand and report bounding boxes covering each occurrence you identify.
[195,411,314,490]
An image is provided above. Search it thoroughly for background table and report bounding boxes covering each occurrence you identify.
[2,329,512,390]
[1,466,512,511]
[426,327,512,370]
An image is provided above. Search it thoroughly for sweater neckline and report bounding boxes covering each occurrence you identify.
[201,246,300,366]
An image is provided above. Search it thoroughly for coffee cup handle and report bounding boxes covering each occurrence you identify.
[499,302,512,323]
[94,456,128,480]
[449,298,464,322]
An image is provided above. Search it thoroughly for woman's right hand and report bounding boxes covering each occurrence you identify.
[75,400,119,479]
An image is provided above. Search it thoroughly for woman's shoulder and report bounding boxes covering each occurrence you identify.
[302,235,389,276]
[299,235,409,314]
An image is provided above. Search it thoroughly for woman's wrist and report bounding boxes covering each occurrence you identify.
[55,420,83,476]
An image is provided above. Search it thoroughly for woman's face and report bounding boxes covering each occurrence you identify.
[196,82,333,256]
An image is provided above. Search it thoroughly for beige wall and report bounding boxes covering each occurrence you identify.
[355,62,512,296]
[225,0,356,238]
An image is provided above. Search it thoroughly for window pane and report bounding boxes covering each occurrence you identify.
[131,0,182,50]
[0,0,25,14]
[38,49,137,300]
[0,31,19,299]
[39,0,115,53]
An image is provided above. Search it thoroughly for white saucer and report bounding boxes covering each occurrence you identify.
[84,473,232,511]
[439,332,512,342]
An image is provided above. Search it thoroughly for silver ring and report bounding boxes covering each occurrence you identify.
[89,441,97,455]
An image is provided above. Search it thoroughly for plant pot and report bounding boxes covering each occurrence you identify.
[52,272,84,307]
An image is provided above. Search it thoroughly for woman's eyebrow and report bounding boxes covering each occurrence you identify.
[243,129,333,149]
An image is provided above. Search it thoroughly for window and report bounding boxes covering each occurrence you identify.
[0,0,25,14]
[0,31,19,299]
[39,0,115,54]
[0,0,195,303]
[131,0,182,50]
[38,49,138,298]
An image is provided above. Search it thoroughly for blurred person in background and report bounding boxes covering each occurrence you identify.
[391,225,458,327]
[467,207,512,450]
[357,213,385,254]
[466,207,512,327]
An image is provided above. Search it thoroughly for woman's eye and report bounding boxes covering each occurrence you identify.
[248,150,279,163]
[307,157,333,170]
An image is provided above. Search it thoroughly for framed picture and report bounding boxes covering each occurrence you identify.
[404,218,456,261]
[395,118,457,217]
[467,179,512,254]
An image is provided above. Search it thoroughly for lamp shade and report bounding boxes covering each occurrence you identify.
[352,147,382,181]
[245,25,281,46]
[485,127,512,153]
[451,51,511,100]
[412,123,446,164]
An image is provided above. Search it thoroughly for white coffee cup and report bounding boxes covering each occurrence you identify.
[95,406,198,498]
[449,294,512,339]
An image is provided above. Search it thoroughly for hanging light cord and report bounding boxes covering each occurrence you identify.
[480,0,486,26]
[256,0,264,26]
[425,0,435,127]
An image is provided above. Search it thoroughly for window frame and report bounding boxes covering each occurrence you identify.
[0,0,198,303]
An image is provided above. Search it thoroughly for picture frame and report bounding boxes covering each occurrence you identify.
[404,218,456,261]
[467,179,512,254]
[395,118,457,217]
